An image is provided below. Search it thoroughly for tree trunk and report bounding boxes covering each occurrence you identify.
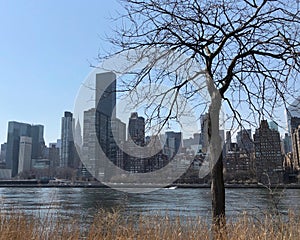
[208,93,226,228]
[211,153,225,226]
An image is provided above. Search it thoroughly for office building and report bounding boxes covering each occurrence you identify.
[60,111,77,168]
[268,121,279,132]
[111,118,126,168]
[225,131,232,155]
[236,128,253,153]
[5,121,45,177]
[96,72,116,119]
[200,113,209,153]
[283,133,292,154]
[74,119,83,148]
[83,108,101,178]
[31,125,45,159]
[254,120,283,184]
[128,112,145,146]
[292,125,300,171]
[18,136,32,174]
[48,142,60,168]
[163,131,182,160]
[287,97,300,135]
[0,143,7,163]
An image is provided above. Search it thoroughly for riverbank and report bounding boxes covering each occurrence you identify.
[0,209,299,240]
[0,180,299,189]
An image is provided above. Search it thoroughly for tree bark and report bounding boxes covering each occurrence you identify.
[208,92,226,228]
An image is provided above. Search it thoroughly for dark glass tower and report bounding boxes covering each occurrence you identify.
[128,112,145,146]
[5,121,45,177]
[60,111,76,168]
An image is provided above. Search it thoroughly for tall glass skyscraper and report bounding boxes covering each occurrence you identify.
[82,72,118,180]
[60,111,76,168]
[5,121,45,177]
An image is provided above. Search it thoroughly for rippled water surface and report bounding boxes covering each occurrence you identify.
[0,187,299,222]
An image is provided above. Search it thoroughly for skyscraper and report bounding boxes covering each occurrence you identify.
[292,125,300,171]
[111,118,126,168]
[0,143,7,163]
[74,119,82,148]
[60,112,75,168]
[31,125,45,159]
[163,131,182,159]
[60,111,80,169]
[48,142,60,168]
[200,113,209,153]
[82,71,118,180]
[287,97,300,135]
[225,131,232,155]
[283,133,292,154]
[83,108,101,178]
[18,136,32,174]
[96,72,116,119]
[5,121,45,177]
[254,120,283,184]
[236,129,253,153]
[128,112,145,146]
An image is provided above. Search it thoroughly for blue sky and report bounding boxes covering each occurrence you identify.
[0,0,122,144]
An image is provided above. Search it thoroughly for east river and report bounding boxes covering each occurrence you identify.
[0,187,300,223]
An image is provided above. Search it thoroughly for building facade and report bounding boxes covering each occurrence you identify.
[5,121,45,177]
[236,128,253,153]
[292,125,300,171]
[128,112,145,146]
[163,131,182,160]
[18,136,32,174]
[60,111,77,168]
[0,143,7,163]
[82,72,118,180]
[254,120,283,184]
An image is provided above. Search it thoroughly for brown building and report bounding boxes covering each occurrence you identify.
[291,125,300,171]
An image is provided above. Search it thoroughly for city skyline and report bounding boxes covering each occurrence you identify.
[0,0,295,146]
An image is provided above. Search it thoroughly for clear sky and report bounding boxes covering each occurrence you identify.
[0,0,122,145]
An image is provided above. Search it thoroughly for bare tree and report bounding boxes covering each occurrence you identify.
[104,0,300,227]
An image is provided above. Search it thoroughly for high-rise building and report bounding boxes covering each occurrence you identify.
[200,113,209,153]
[111,118,126,168]
[287,97,300,135]
[254,120,283,184]
[236,129,253,153]
[18,136,32,174]
[6,121,31,177]
[74,119,82,148]
[60,111,77,168]
[128,112,145,146]
[163,131,182,159]
[283,133,292,154]
[5,121,45,177]
[0,143,7,163]
[82,72,118,180]
[31,125,45,159]
[225,131,232,155]
[96,72,116,119]
[83,108,101,178]
[291,125,300,171]
[268,121,279,132]
[48,142,60,168]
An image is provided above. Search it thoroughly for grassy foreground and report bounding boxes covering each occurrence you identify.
[0,210,299,239]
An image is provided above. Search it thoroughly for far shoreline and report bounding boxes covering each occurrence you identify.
[0,180,299,189]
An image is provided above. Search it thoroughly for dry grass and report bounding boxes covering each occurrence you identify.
[0,210,299,239]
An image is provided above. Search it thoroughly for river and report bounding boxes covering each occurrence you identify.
[0,187,299,223]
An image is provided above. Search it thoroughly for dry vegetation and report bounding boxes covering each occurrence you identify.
[0,210,299,239]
